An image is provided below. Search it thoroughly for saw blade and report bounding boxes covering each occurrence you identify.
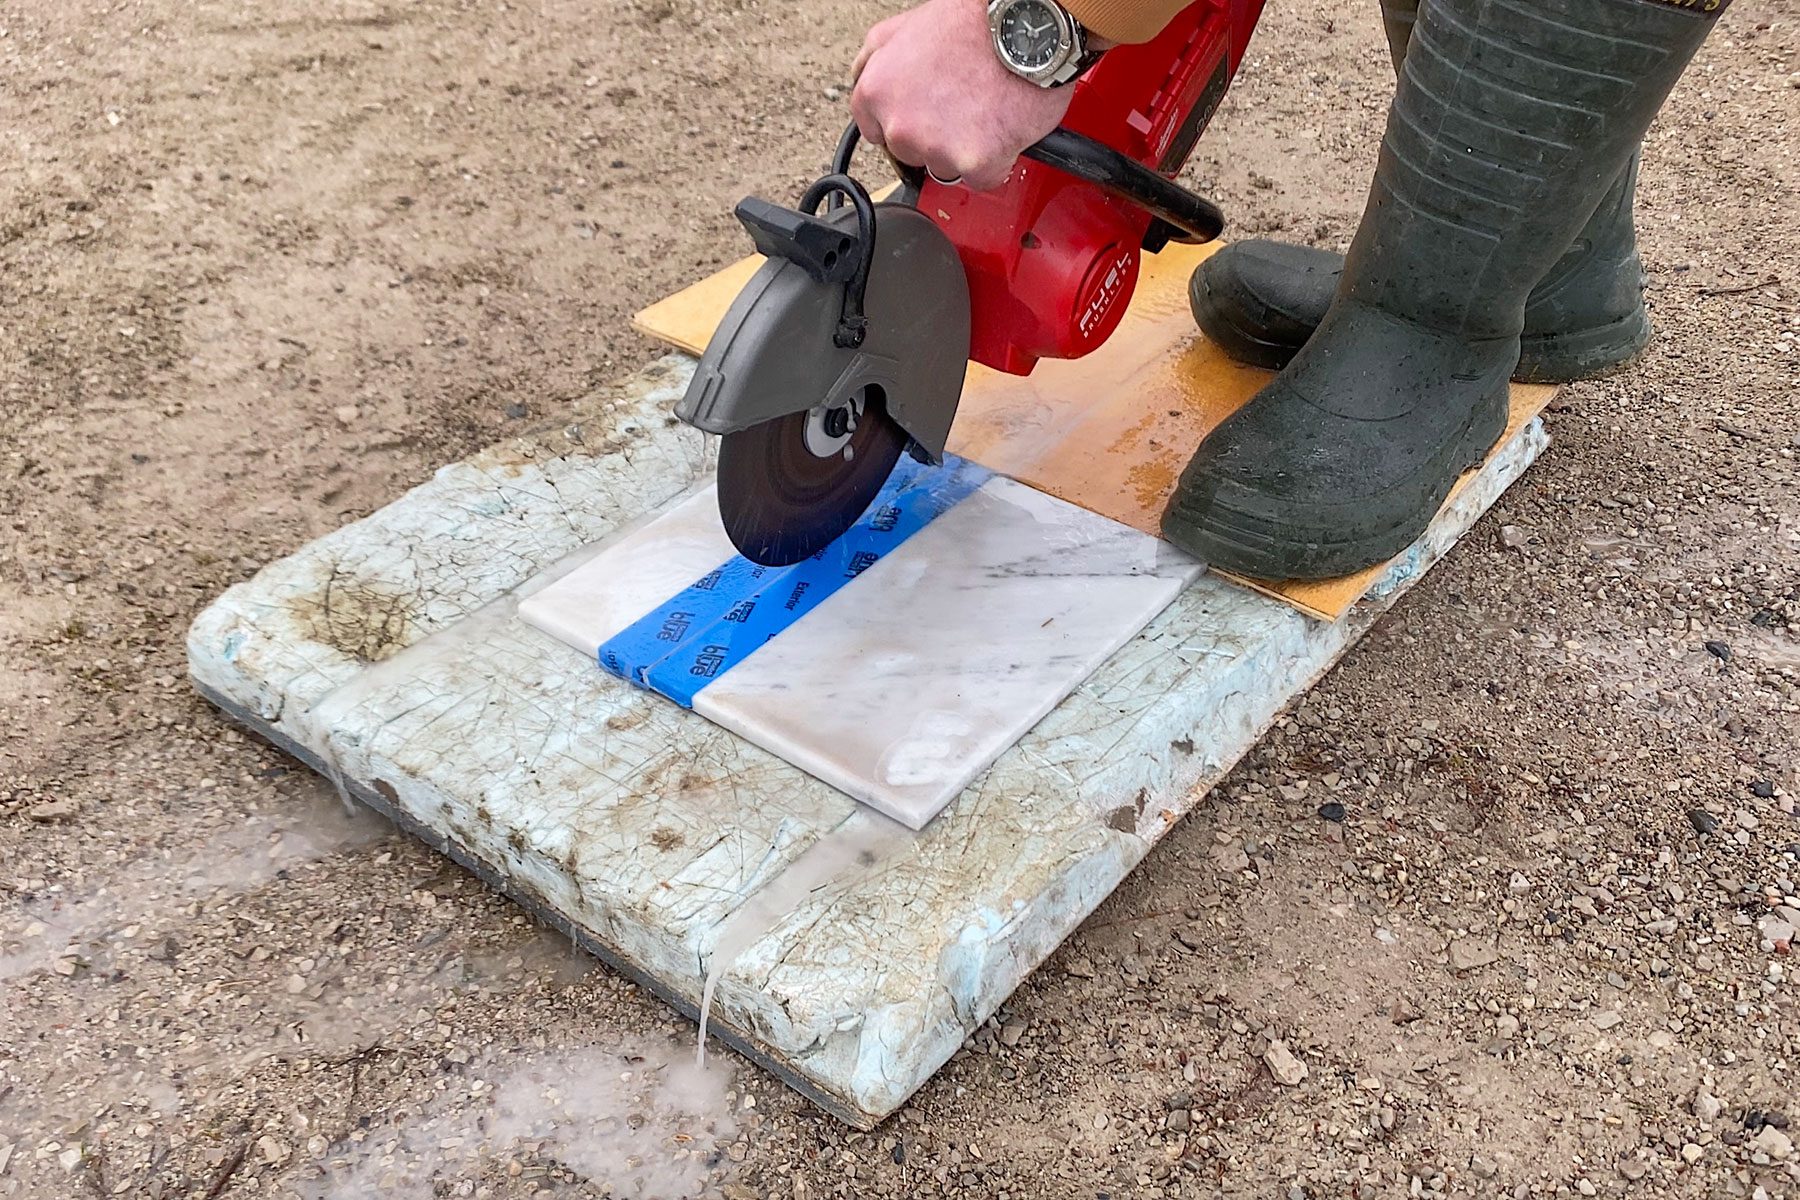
[698,203,970,566]
[715,389,906,566]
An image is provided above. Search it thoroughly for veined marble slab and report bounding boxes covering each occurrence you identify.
[188,353,1549,1127]
[519,470,1201,828]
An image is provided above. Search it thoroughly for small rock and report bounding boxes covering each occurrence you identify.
[1174,926,1205,952]
[1758,914,1796,950]
[1471,1156,1499,1179]
[1695,1091,1724,1122]
[1211,844,1251,873]
[26,799,77,822]
[1575,1179,1597,1196]
[1750,779,1775,799]
[1680,1143,1703,1165]
[1264,1038,1307,1086]
[998,1020,1026,1047]
[1750,1125,1793,1161]
[1498,525,1528,550]
[1064,955,1095,979]
[1703,640,1731,662]
[1495,1013,1519,1040]
[332,404,360,427]
[1166,1109,1191,1134]
[1508,871,1532,895]
[504,401,530,420]
[1592,1010,1624,1030]
[58,1146,82,1172]
[257,1135,291,1166]
[1618,1157,1647,1182]
[1449,935,1500,973]
[283,973,307,994]
[1687,809,1720,835]
[1317,801,1346,822]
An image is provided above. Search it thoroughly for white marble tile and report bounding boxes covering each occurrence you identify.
[694,477,1200,826]
[516,485,735,656]
[518,469,1200,828]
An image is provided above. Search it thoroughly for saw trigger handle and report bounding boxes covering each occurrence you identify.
[1021,128,1224,246]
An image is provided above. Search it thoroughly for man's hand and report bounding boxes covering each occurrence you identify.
[852,0,1075,192]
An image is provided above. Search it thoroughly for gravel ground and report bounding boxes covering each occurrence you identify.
[2,0,1797,1197]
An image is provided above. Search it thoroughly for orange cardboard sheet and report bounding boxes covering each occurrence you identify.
[632,241,1557,622]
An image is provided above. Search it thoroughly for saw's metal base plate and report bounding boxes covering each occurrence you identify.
[187,353,1549,1128]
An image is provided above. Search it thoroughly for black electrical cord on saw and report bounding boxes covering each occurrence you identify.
[797,173,875,349]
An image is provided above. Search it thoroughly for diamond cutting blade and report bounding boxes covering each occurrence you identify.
[687,204,971,566]
[715,388,907,566]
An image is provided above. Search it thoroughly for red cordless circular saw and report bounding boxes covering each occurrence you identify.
[676,0,1267,565]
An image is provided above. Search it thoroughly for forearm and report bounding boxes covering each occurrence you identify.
[1062,0,1190,44]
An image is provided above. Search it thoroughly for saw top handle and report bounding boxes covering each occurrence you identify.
[831,122,1224,246]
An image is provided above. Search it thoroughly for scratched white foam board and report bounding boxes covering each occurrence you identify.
[187,352,1550,1128]
[519,469,1201,828]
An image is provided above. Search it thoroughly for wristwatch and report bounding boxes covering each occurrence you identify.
[988,0,1103,87]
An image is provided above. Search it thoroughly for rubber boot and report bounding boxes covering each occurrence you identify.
[1162,0,1721,581]
[1192,0,1652,384]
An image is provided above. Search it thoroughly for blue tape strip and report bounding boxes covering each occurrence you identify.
[597,453,989,708]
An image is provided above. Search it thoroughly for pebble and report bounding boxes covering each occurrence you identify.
[1449,936,1500,972]
[1703,640,1731,662]
[1757,914,1796,949]
[332,404,360,426]
[1317,801,1346,822]
[1167,1109,1191,1134]
[1688,809,1720,835]
[1212,844,1251,873]
[1680,1143,1704,1165]
[1591,1010,1623,1030]
[26,799,77,822]
[1750,1126,1793,1161]
[1264,1038,1307,1086]
[1497,525,1528,550]
[1619,1158,1647,1182]
[1750,779,1775,799]
[1695,1091,1724,1122]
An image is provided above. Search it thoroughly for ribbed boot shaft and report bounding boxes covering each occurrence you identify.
[1342,0,1717,340]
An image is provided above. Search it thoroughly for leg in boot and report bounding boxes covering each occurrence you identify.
[1191,0,1654,383]
[1164,0,1723,580]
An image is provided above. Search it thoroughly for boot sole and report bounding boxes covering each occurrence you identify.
[1165,386,1511,583]
[1513,306,1651,384]
[1193,263,1653,385]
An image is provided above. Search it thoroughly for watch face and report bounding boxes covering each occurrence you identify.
[999,0,1063,71]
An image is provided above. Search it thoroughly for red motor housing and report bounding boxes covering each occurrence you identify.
[917,0,1265,375]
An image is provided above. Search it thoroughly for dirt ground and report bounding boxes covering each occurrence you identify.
[3,0,1798,1196]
